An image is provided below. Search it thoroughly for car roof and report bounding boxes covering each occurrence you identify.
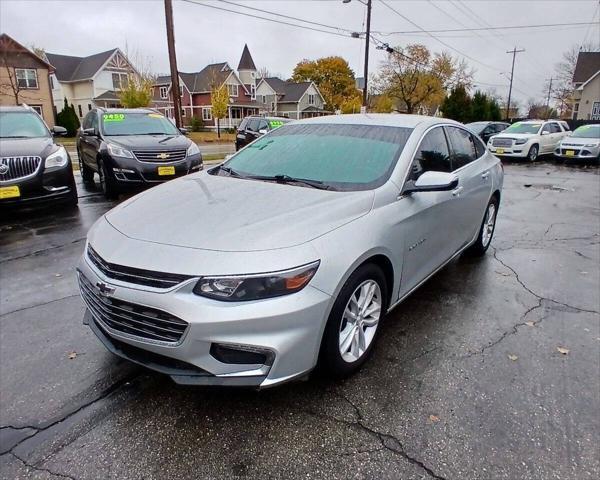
[293,113,460,129]
[245,115,290,121]
[97,107,158,114]
[0,106,33,113]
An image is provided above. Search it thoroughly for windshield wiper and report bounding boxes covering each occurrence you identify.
[271,174,335,190]
[214,164,245,177]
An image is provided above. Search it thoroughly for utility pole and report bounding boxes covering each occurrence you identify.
[164,0,182,128]
[545,77,553,119]
[505,47,525,121]
[362,0,372,111]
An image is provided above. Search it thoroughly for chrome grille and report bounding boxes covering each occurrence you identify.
[492,138,513,147]
[0,156,42,182]
[78,273,188,343]
[87,246,193,289]
[133,149,187,162]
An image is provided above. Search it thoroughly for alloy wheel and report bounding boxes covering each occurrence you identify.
[482,203,497,248]
[339,280,382,363]
[528,146,538,162]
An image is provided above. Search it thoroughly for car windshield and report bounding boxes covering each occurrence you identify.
[101,112,180,136]
[218,123,412,191]
[465,122,489,133]
[0,112,49,138]
[504,122,542,134]
[571,125,600,139]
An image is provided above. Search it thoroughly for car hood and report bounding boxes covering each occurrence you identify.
[492,133,537,140]
[0,136,56,158]
[105,134,190,150]
[560,137,599,146]
[105,171,374,252]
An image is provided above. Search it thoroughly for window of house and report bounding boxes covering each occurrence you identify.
[78,105,83,117]
[30,105,43,116]
[15,69,38,89]
[88,104,92,111]
[270,102,275,112]
[180,86,184,97]
[49,76,54,89]
[250,84,256,99]
[408,127,451,182]
[160,86,168,99]
[112,73,128,90]
[262,95,267,104]
[445,126,477,170]
[181,108,186,117]
[308,94,315,105]
[202,107,212,121]
[227,84,239,97]
[231,108,242,119]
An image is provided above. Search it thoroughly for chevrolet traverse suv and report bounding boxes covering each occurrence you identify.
[0,105,77,207]
[77,108,202,199]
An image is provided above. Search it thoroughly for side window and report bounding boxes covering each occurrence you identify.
[89,113,98,131]
[238,118,249,131]
[82,112,92,130]
[494,124,506,133]
[258,119,268,132]
[474,135,487,158]
[246,119,260,132]
[541,123,552,134]
[408,127,451,182]
[446,126,477,170]
[551,123,562,133]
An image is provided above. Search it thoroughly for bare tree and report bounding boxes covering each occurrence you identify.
[257,66,271,80]
[0,49,23,104]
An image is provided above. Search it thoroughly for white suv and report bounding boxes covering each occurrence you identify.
[488,120,569,161]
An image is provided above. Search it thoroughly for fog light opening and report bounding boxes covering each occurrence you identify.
[210,343,274,366]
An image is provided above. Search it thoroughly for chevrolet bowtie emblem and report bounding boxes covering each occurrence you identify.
[157,153,170,159]
[96,281,115,296]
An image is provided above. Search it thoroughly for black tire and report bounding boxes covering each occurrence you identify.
[466,196,499,256]
[319,263,388,378]
[527,144,539,162]
[66,174,79,207]
[78,148,95,184]
[97,158,118,200]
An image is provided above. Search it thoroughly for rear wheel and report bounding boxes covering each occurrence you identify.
[527,144,539,162]
[78,149,94,184]
[466,196,499,256]
[320,264,387,377]
[98,158,118,200]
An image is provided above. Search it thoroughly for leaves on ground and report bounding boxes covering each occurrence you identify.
[68,352,77,359]
[508,354,519,361]
[525,321,535,327]
[428,414,440,422]
[557,346,570,355]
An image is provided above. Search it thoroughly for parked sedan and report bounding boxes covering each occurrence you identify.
[554,124,600,161]
[235,115,291,150]
[77,108,203,199]
[465,121,509,144]
[77,114,503,388]
[0,105,77,207]
[487,120,569,161]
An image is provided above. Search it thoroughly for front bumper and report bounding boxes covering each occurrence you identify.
[488,145,530,158]
[103,152,203,186]
[554,145,600,160]
[77,251,332,388]
[0,162,75,206]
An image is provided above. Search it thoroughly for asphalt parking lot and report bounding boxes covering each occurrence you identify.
[0,161,598,480]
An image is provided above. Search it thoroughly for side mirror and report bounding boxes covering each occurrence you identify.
[403,171,459,195]
[82,128,96,137]
[52,125,67,136]
[541,131,550,136]
[179,127,188,135]
[258,129,268,135]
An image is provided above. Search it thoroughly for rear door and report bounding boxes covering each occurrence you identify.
[80,112,99,168]
[540,123,554,153]
[445,126,493,246]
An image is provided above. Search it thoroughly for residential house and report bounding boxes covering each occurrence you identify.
[153,45,261,128]
[0,33,56,126]
[572,51,600,120]
[255,77,327,119]
[45,48,136,120]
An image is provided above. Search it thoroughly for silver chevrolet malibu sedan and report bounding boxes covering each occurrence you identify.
[77,114,503,388]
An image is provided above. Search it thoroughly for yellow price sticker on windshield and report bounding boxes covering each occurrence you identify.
[148,113,163,118]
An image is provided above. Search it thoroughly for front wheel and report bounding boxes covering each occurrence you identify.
[98,158,118,200]
[319,264,387,377]
[527,144,539,162]
[466,197,499,256]
[78,149,94,184]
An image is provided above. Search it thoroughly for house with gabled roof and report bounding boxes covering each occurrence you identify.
[255,77,327,119]
[0,33,56,126]
[45,48,136,119]
[571,51,600,120]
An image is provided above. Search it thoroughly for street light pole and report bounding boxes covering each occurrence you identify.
[505,47,525,121]
[164,0,182,128]
[344,0,372,112]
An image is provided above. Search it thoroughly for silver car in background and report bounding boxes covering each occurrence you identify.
[555,124,600,161]
[77,114,503,388]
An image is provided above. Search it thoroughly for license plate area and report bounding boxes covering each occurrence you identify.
[0,185,20,199]
[566,150,575,156]
[496,148,505,154]
[157,166,175,176]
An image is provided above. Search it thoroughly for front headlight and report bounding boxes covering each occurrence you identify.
[107,143,133,158]
[187,142,200,156]
[515,138,528,145]
[44,146,68,168]
[193,261,320,301]
[584,142,600,148]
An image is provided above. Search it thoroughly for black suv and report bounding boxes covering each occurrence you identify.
[0,105,77,207]
[235,116,291,150]
[77,108,202,199]
[465,121,510,144]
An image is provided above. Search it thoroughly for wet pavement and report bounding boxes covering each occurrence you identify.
[0,162,598,480]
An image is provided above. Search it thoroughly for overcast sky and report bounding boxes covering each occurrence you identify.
[1,0,598,107]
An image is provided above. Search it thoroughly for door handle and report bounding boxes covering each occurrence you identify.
[481,171,489,180]
[452,186,464,197]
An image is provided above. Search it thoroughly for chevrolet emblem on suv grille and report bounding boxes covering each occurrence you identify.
[157,153,170,159]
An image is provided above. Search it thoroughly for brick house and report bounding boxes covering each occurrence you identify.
[153,45,261,128]
[0,33,56,126]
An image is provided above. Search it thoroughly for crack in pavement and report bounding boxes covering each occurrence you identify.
[0,294,81,318]
[7,451,78,480]
[306,389,448,480]
[491,246,599,315]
